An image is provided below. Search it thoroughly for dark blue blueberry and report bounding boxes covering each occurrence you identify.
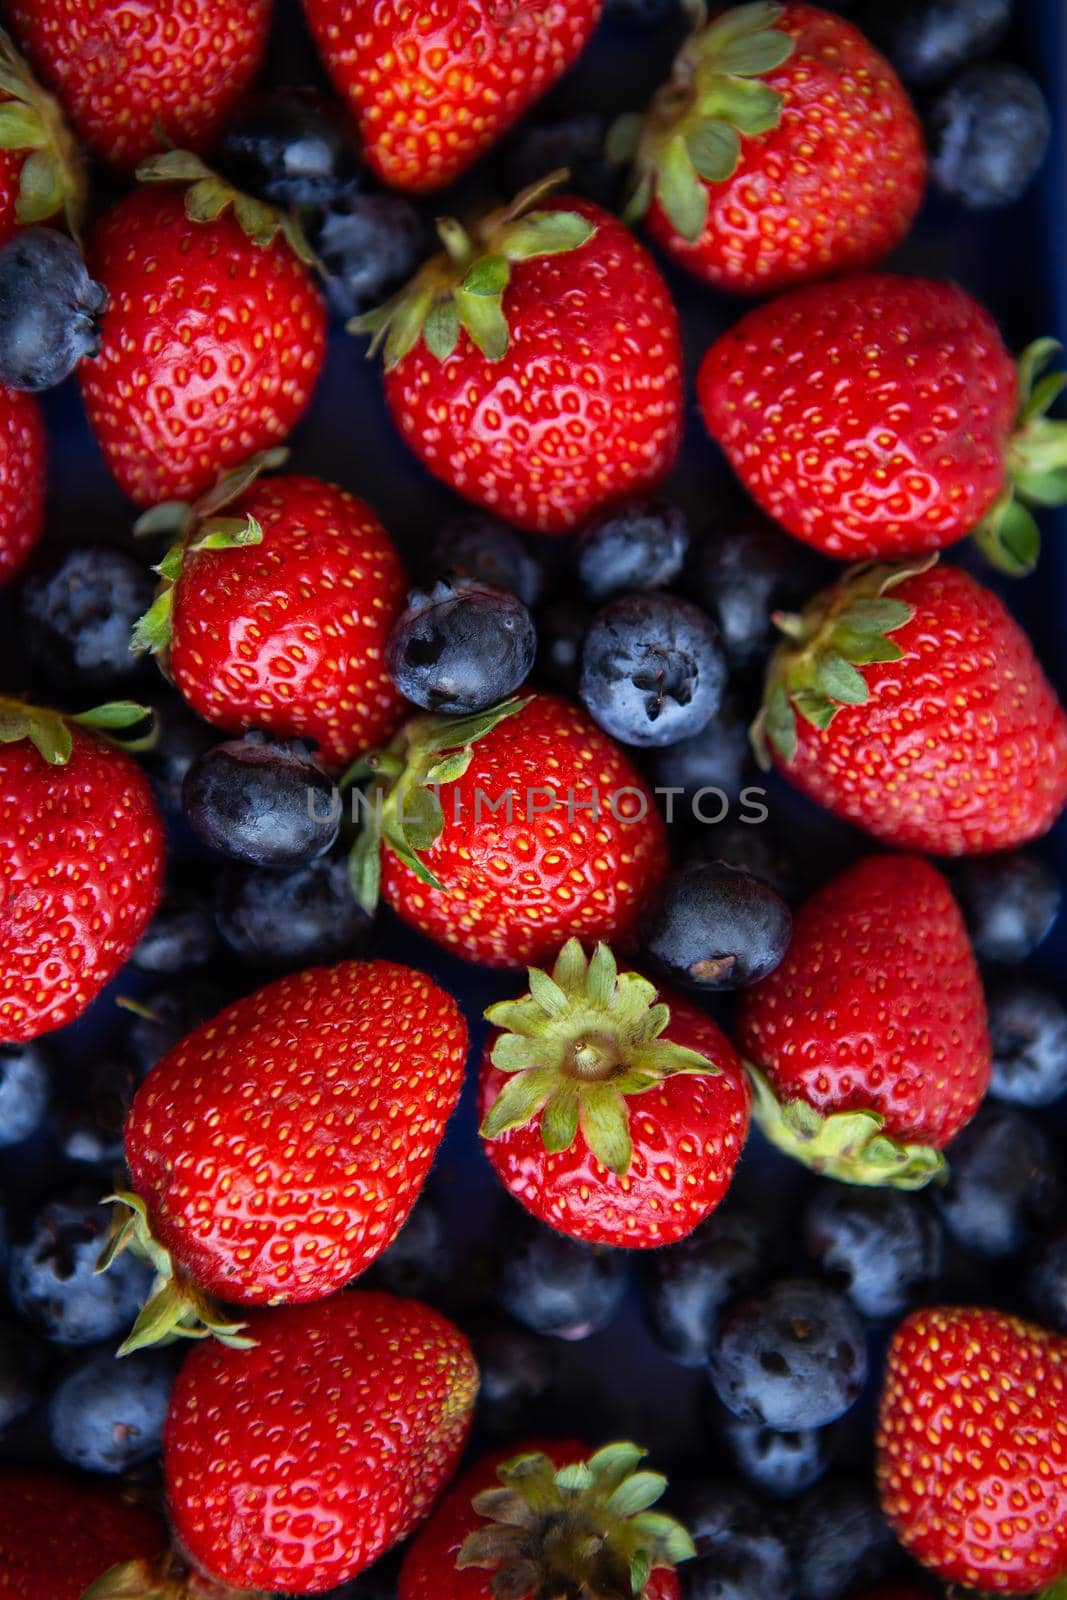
[580,593,726,748]
[503,112,623,211]
[9,1200,152,1347]
[0,1309,42,1432]
[860,0,1013,87]
[132,890,219,977]
[48,1347,174,1474]
[533,592,592,695]
[802,1183,943,1321]
[311,188,428,320]
[928,64,1050,209]
[708,1279,868,1431]
[0,1044,49,1149]
[0,229,106,391]
[216,854,373,969]
[687,819,796,905]
[680,1483,795,1600]
[1029,1225,1067,1332]
[951,850,1060,964]
[988,980,1067,1107]
[19,544,155,691]
[936,1104,1061,1256]
[576,502,690,604]
[784,1479,893,1600]
[364,1194,454,1302]
[651,701,753,805]
[690,512,826,676]
[182,734,340,866]
[724,1419,828,1501]
[386,579,536,715]
[642,1208,770,1368]
[217,87,361,208]
[471,1320,554,1438]
[57,1053,140,1169]
[497,1217,628,1341]
[126,981,228,1074]
[643,861,792,990]
[431,515,545,609]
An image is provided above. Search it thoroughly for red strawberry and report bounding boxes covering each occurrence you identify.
[164,1291,478,1592]
[0,1471,166,1600]
[350,692,670,970]
[751,559,1067,855]
[132,458,408,769]
[104,960,467,1347]
[4,0,270,174]
[0,28,85,242]
[0,700,164,1044]
[477,939,750,1247]
[79,154,327,509]
[698,273,1067,570]
[615,3,925,298]
[0,384,46,587]
[303,0,603,195]
[399,1438,693,1600]
[738,853,990,1188]
[877,1306,1067,1594]
[356,180,684,536]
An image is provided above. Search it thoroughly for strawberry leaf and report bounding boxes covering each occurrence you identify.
[657,135,708,242]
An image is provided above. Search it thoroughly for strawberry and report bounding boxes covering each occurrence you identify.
[0,27,85,243]
[698,273,1067,571]
[79,153,327,509]
[477,939,751,1248]
[613,3,925,298]
[877,1307,1067,1594]
[0,699,164,1044]
[354,178,684,536]
[0,1471,166,1600]
[162,1291,478,1592]
[4,0,270,174]
[348,692,670,970]
[102,960,467,1348]
[738,853,990,1188]
[303,0,603,195]
[131,455,408,769]
[0,383,46,587]
[399,1438,693,1600]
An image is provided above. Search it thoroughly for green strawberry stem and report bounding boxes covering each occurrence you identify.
[457,1442,695,1600]
[480,938,720,1176]
[96,1192,255,1356]
[0,695,157,763]
[82,1552,266,1600]
[746,1064,945,1189]
[0,27,86,237]
[136,149,317,266]
[974,338,1067,577]
[608,0,794,243]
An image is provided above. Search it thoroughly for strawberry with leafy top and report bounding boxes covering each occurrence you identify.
[0,384,45,586]
[0,28,84,243]
[739,853,990,1188]
[613,3,925,298]
[355,176,684,536]
[303,0,603,195]
[699,273,1067,571]
[399,1439,694,1600]
[348,692,669,970]
[79,152,327,509]
[752,558,1067,855]
[1,699,163,1044]
[877,1307,1067,1594]
[477,939,750,1247]
[0,1471,167,1600]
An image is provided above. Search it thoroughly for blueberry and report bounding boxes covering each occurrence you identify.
[57,1053,140,1170]
[386,579,537,715]
[431,515,545,609]
[0,1310,42,1431]
[216,854,373,969]
[936,1105,1061,1256]
[0,228,106,391]
[580,593,726,748]
[1029,1226,1067,1332]
[0,1045,49,1148]
[681,1483,795,1600]
[643,1209,770,1368]
[951,850,1060,964]
[364,1194,454,1302]
[643,861,792,990]
[217,87,361,209]
[471,1321,554,1438]
[928,64,1051,209]
[126,981,227,1074]
[687,819,796,905]
[651,701,753,805]
[132,891,219,977]
[48,1348,174,1474]
[802,1184,943,1321]
[576,502,690,604]
[783,1479,893,1600]
[497,1218,628,1341]
[533,592,592,695]
[311,188,428,320]
[860,0,1014,87]
[9,1200,152,1347]
[19,544,155,691]
[183,734,340,866]
[502,112,623,211]
[987,980,1067,1107]
[690,513,826,676]
[708,1279,868,1431]
[724,1419,828,1500]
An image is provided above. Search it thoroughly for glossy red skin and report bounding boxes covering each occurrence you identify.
[169,475,407,768]
[0,1470,167,1599]
[740,855,990,1149]
[648,5,925,297]
[381,693,670,969]
[80,187,327,507]
[304,0,603,194]
[699,274,1015,562]
[399,1438,681,1600]
[125,961,467,1305]
[0,731,164,1043]
[479,990,751,1247]
[779,566,1067,854]
[0,387,46,587]
[383,199,684,535]
[165,1291,479,1592]
[877,1308,1067,1593]
[5,0,270,173]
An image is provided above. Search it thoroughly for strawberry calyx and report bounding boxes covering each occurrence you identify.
[0,27,86,237]
[350,170,597,368]
[457,1442,696,1600]
[82,1551,265,1600]
[751,554,937,768]
[746,1064,945,1190]
[136,149,317,266]
[609,0,794,243]
[480,939,720,1177]
[96,1191,255,1357]
[0,695,157,764]
[974,337,1067,577]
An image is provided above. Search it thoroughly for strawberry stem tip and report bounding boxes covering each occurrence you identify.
[82,1553,267,1600]
[480,938,720,1177]
[0,26,87,238]
[457,1442,695,1600]
[746,1064,946,1190]
[609,0,794,243]
[136,149,318,267]
[974,338,1067,577]
[0,695,157,764]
